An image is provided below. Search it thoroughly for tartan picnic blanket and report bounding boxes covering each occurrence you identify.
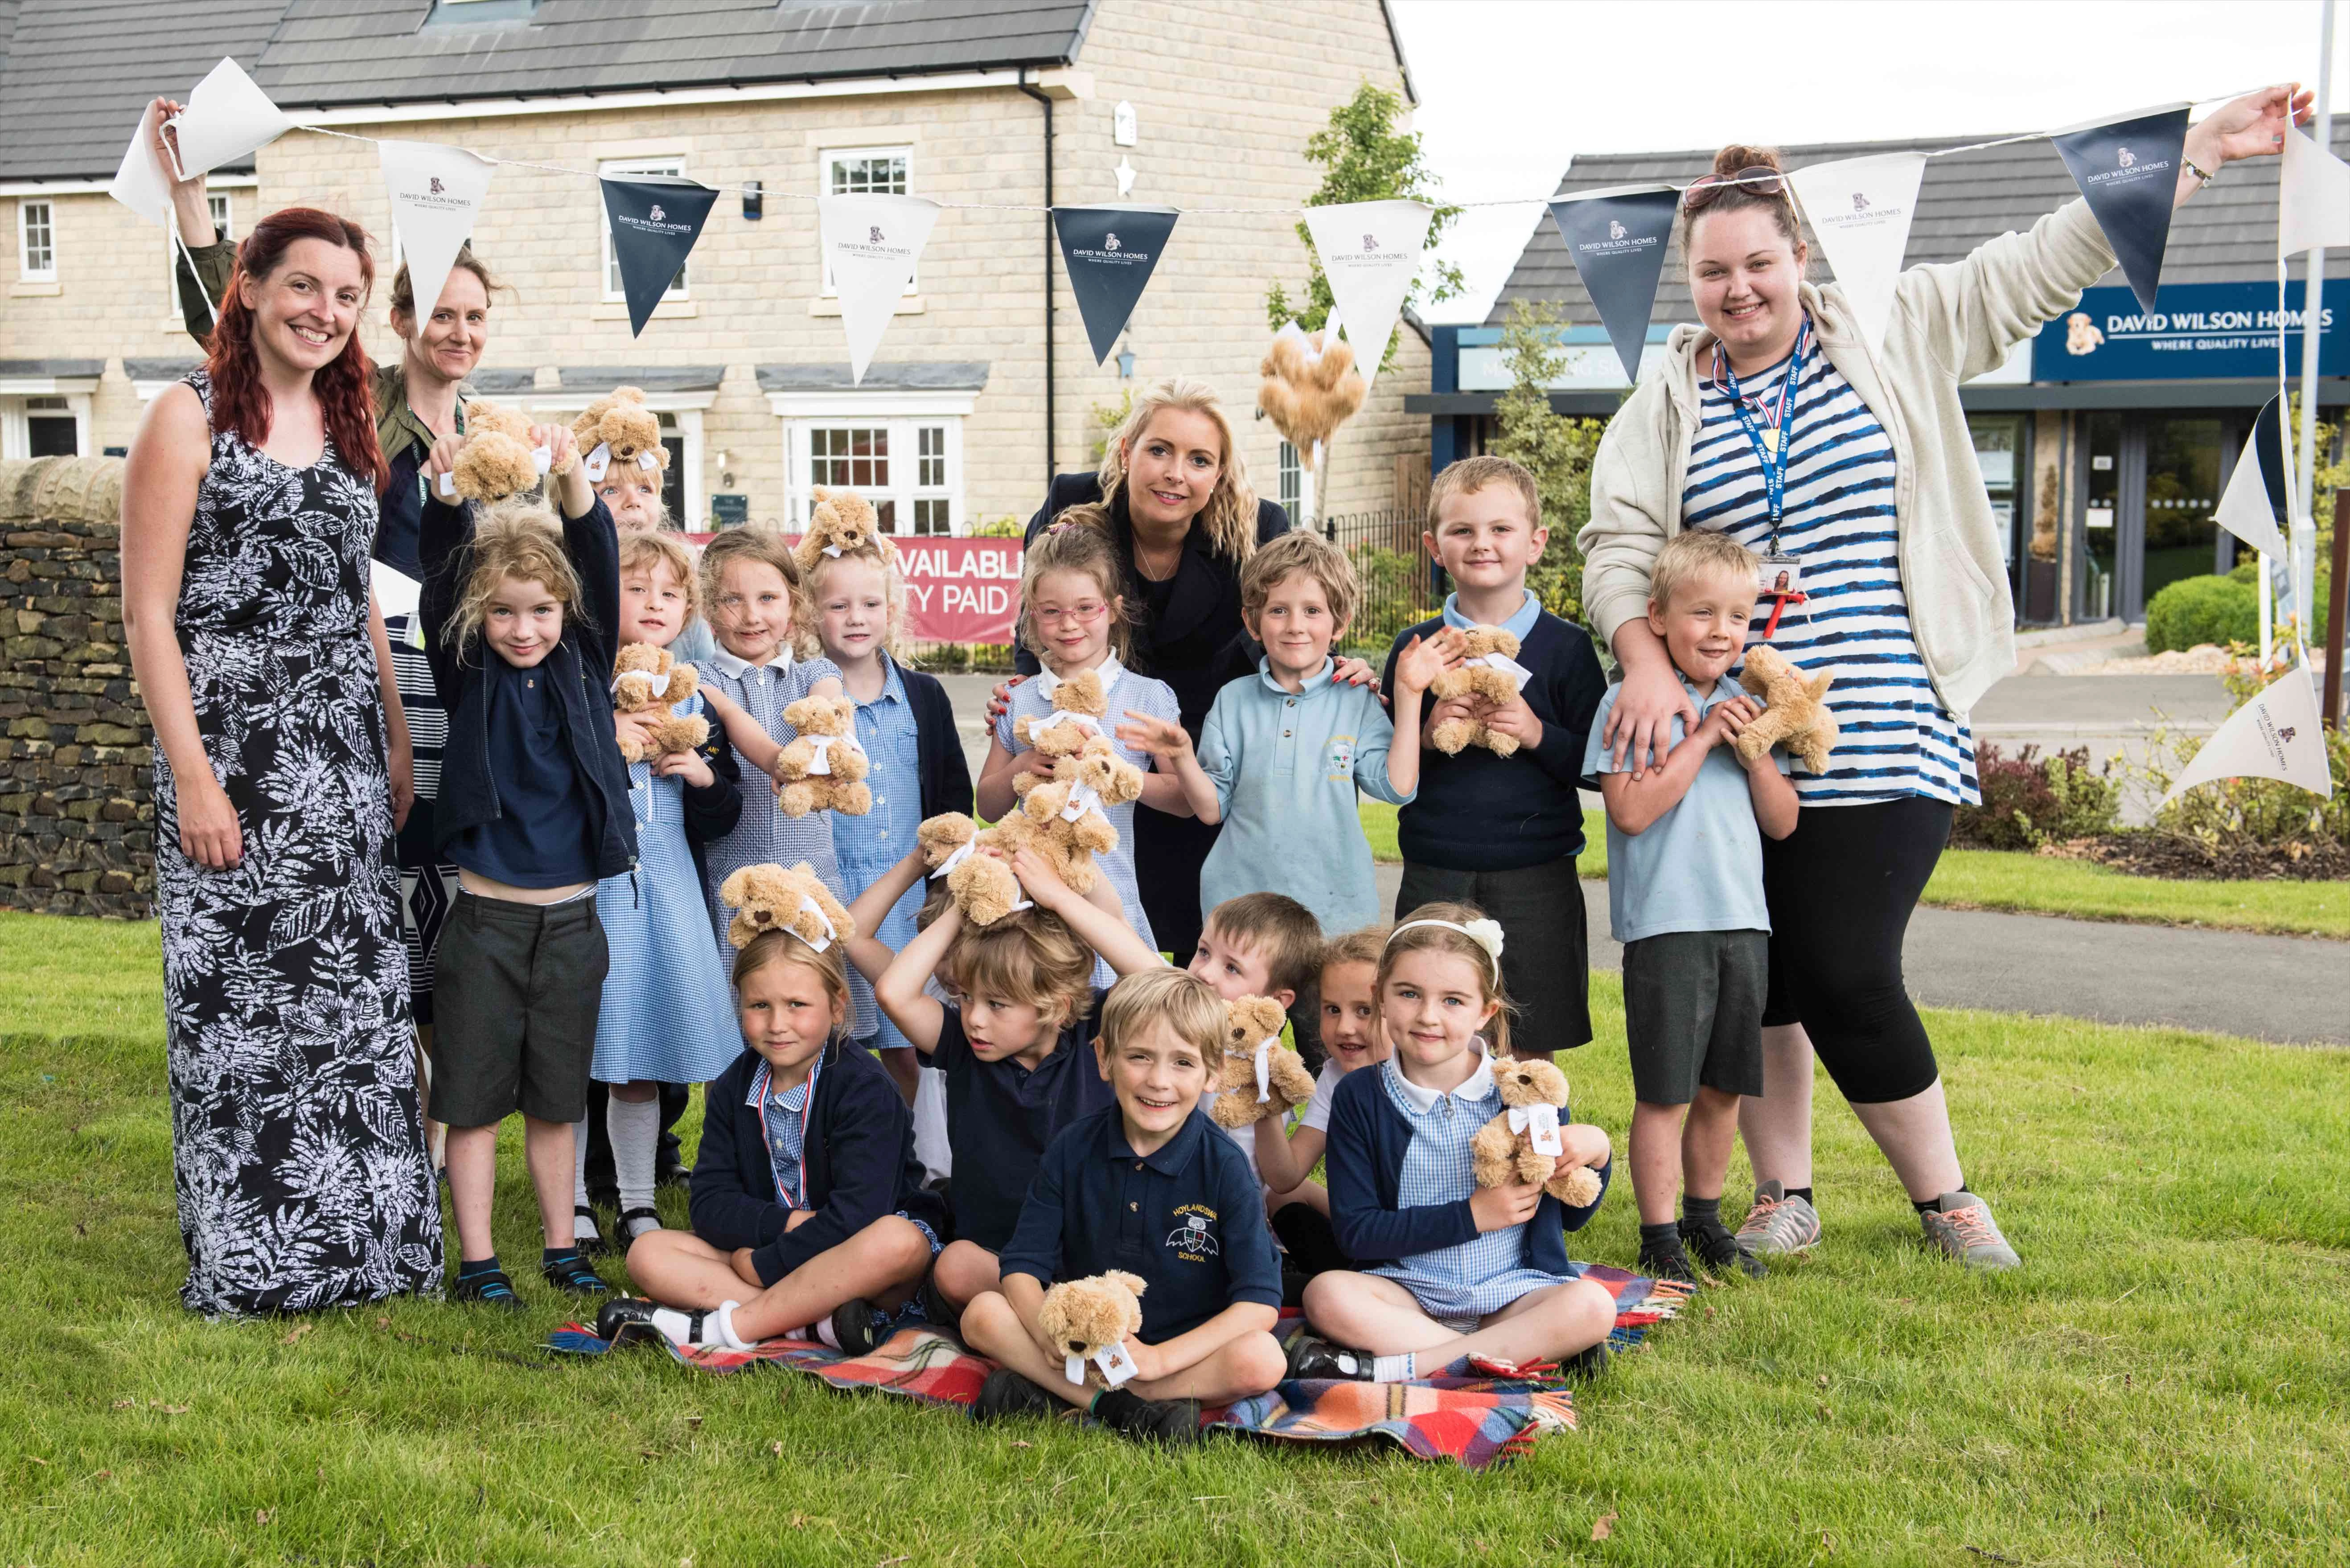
[548,1264,1690,1471]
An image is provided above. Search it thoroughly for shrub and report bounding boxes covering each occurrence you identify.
[2223,557,2331,645]
[1341,542,1439,656]
[2144,574,2259,654]
[1955,743,2121,850]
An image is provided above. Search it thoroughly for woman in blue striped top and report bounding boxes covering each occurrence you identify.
[1581,88,2309,1273]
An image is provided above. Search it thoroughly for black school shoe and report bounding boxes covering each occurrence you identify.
[451,1268,525,1311]
[1093,1389,1204,1447]
[972,1366,1061,1424]
[595,1296,714,1349]
[1637,1232,1702,1286]
[915,1273,961,1336]
[1681,1215,1769,1281]
[572,1206,618,1260]
[828,1298,892,1358]
[1561,1341,1611,1380]
[541,1252,609,1295]
[1284,1333,1375,1381]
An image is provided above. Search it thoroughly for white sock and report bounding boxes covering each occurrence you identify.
[713,1301,751,1350]
[813,1314,842,1350]
[1371,1352,1416,1383]
[570,1116,599,1243]
[649,1307,703,1347]
[609,1091,661,1235]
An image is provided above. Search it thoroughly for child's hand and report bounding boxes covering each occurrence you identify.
[1115,711,1194,765]
[986,674,1027,725]
[1561,1122,1612,1171]
[529,423,580,470]
[730,1248,763,1287]
[422,432,465,490]
[1121,1337,1167,1384]
[1698,697,1757,751]
[1009,845,1074,910]
[1470,1179,1545,1233]
[1422,692,1479,743]
[1482,692,1545,753]
[1391,628,1464,696]
[653,749,714,789]
[614,711,659,755]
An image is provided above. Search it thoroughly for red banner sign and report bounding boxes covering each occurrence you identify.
[685,533,1023,645]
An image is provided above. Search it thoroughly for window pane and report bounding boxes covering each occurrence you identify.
[1278,441,1301,513]
[23,201,53,273]
[874,498,897,533]
[209,194,233,241]
[830,154,908,196]
[917,425,946,487]
[913,498,949,536]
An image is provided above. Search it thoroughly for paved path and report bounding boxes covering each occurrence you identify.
[1369,866,2350,1048]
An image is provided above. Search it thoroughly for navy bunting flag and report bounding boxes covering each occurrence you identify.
[601,174,720,337]
[1547,184,1680,384]
[2050,103,2191,314]
[1053,205,1180,364]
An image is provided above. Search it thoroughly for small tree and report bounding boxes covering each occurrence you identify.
[1488,300,1606,627]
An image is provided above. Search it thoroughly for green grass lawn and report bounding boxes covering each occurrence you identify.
[1358,801,2350,940]
[5,910,2349,1565]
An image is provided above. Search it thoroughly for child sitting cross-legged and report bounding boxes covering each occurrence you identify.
[869,842,1166,1329]
[1580,528,1798,1284]
[962,967,1286,1445]
[594,872,948,1354]
[1291,906,1619,1383]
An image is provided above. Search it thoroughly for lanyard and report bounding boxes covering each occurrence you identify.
[755,1061,819,1209]
[1713,316,1810,556]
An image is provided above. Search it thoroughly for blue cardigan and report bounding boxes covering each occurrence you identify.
[900,663,975,822]
[691,1042,948,1288]
[1323,1063,1610,1277]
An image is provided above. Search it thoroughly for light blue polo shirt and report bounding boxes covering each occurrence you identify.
[1197,656,1411,932]
[1582,672,1790,944]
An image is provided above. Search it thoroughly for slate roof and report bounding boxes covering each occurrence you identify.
[0,0,1096,181]
[1487,120,2350,328]
[756,360,990,390]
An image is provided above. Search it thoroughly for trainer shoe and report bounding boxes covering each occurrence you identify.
[1094,1390,1204,1447]
[1561,1341,1611,1381]
[1637,1232,1701,1285]
[1920,1191,2021,1271]
[1681,1217,1768,1281]
[971,1366,1060,1424]
[1734,1181,1821,1257]
[1284,1333,1374,1381]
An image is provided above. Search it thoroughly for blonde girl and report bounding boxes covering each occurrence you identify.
[1259,926,1392,1287]
[801,522,974,1104]
[1293,904,1619,1383]
[976,507,1188,981]
[597,913,946,1354]
[574,530,744,1252]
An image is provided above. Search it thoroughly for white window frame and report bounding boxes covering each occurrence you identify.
[519,389,711,530]
[1277,440,1302,517]
[0,382,96,460]
[818,144,915,296]
[166,192,234,328]
[599,156,691,304]
[18,199,56,283]
[766,389,974,534]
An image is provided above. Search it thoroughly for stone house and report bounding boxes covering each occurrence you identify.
[0,0,1432,534]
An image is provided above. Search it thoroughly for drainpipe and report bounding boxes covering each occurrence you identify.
[1018,68,1056,484]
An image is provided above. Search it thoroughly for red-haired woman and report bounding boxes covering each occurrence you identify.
[123,207,442,1316]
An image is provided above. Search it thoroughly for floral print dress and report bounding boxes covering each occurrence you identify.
[155,372,443,1317]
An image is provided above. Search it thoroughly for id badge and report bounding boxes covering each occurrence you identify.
[1758,556,1802,597]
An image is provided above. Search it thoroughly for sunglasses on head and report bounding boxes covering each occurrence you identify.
[1681,167,1788,214]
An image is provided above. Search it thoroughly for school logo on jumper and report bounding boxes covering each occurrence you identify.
[1054,205,1180,364]
[1326,735,1356,780]
[1166,1205,1219,1261]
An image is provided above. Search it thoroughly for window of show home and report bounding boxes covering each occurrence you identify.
[785,419,960,534]
[19,199,55,281]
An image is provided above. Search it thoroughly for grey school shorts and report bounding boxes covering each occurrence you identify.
[1621,929,1768,1105]
[429,891,608,1127]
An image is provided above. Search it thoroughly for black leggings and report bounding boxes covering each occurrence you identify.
[1760,796,1950,1105]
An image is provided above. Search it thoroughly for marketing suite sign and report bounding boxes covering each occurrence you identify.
[686,534,1021,644]
[2030,282,2344,381]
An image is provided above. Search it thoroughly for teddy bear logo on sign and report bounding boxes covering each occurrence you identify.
[649,204,666,222]
[1852,191,1869,211]
[1104,232,1122,251]
[1608,219,1626,240]
[868,225,884,244]
[2280,726,2299,745]
[428,176,444,196]
[1362,233,1378,251]
[2117,147,2136,169]
[1165,1213,1219,1258]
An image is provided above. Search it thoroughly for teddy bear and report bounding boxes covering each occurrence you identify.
[915,811,1032,928]
[716,861,857,954]
[1207,995,1315,1130]
[571,385,669,483]
[1015,735,1144,894]
[769,694,871,818]
[1428,624,1530,757]
[1733,644,1839,776]
[1012,669,1112,791]
[1037,1270,1149,1392]
[793,486,894,576]
[609,643,710,763]
[1257,321,1367,455]
[436,398,579,507]
[1471,1056,1604,1207]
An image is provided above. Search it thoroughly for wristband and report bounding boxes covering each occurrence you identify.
[2183,156,2215,187]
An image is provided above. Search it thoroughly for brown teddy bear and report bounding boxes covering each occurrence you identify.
[1012,669,1111,795]
[1037,1270,1148,1392]
[439,398,578,506]
[1427,624,1531,757]
[716,861,857,954]
[1208,995,1315,1130]
[1734,645,1838,776]
[1015,735,1144,895]
[793,486,894,576]
[1257,322,1367,454]
[571,386,669,483]
[609,643,710,763]
[772,694,872,819]
[915,812,1033,928]
[1471,1056,1603,1207]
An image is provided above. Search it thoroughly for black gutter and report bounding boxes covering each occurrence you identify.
[1017,68,1056,483]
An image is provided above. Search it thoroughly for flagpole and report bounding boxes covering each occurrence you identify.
[2295,0,2337,644]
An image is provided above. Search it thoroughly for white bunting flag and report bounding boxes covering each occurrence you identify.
[2161,660,2333,805]
[818,193,941,384]
[165,57,294,180]
[1788,152,1926,357]
[379,140,495,330]
[2214,421,2289,560]
[372,560,423,623]
[108,99,173,226]
[1303,199,1431,390]
[2279,123,2350,257]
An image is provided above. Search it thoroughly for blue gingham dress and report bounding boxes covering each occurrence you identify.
[833,657,926,1049]
[592,691,741,1085]
[1367,1055,1580,1331]
[1684,337,1980,807]
[700,651,876,1037]
[994,656,1178,982]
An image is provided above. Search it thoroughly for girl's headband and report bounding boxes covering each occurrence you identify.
[1385,917,1505,980]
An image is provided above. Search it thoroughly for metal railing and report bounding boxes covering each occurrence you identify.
[1319,508,1446,656]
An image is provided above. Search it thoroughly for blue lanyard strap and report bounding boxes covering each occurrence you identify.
[1713,316,1810,555]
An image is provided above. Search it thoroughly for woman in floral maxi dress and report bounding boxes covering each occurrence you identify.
[123,205,441,1316]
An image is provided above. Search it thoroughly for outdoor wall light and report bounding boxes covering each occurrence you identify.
[1116,347,1135,380]
[742,181,762,221]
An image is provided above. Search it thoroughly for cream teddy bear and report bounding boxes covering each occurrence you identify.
[1470,1055,1603,1207]
[717,862,857,954]
[1037,1271,1149,1392]
[1207,995,1315,1130]
[1427,624,1531,757]
[1734,645,1838,776]
[772,694,872,818]
[609,643,709,763]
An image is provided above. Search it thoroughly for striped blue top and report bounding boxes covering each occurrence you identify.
[1683,341,1979,808]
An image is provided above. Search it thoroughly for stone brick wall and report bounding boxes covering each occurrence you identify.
[0,456,152,919]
